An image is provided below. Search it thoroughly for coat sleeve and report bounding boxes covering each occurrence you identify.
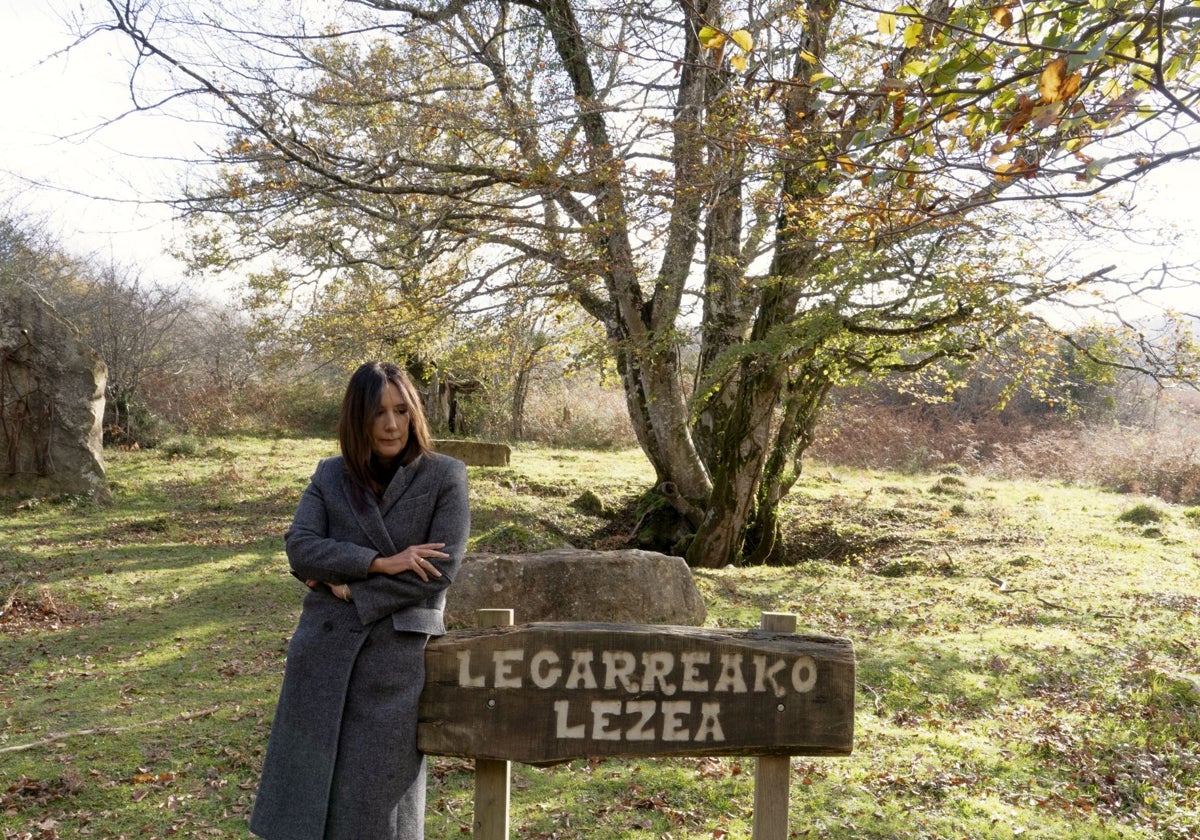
[285,460,379,584]
[350,457,470,626]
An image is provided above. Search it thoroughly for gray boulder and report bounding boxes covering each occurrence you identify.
[445,548,707,628]
[0,284,109,500]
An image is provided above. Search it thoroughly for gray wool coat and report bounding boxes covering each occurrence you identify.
[249,452,470,840]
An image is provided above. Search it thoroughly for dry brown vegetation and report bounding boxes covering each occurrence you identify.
[811,388,1200,505]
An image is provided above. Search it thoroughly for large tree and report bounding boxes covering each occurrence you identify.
[90,0,1199,565]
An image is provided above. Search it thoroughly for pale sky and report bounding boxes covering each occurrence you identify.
[1,0,1196,314]
[0,0,226,294]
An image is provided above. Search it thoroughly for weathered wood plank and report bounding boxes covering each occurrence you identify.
[418,622,854,764]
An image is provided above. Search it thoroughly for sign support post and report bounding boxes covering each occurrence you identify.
[753,611,799,840]
[472,609,513,840]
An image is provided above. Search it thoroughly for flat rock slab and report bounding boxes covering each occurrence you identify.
[435,439,511,466]
[446,548,707,628]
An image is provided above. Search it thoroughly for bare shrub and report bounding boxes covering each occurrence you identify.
[519,383,637,449]
[232,378,343,437]
[814,394,1200,505]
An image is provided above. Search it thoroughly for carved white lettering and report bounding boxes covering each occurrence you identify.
[530,650,561,688]
[714,653,748,693]
[455,644,820,704]
[753,654,788,698]
[566,650,598,689]
[626,700,656,741]
[791,655,817,693]
[641,651,676,695]
[694,702,725,742]
[493,649,524,689]
[554,699,585,738]
[601,650,639,691]
[681,651,710,692]
[591,700,624,740]
[661,700,692,741]
[456,651,485,688]
[547,700,728,743]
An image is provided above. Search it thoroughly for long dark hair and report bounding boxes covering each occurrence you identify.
[337,362,433,492]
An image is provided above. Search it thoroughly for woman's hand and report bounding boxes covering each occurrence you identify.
[368,543,448,582]
[305,580,353,601]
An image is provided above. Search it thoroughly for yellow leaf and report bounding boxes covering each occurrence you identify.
[903,23,923,48]
[878,13,897,35]
[1059,71,1082,101]
[993,160,1034,181]
[699,26,725,49]
[800,49,818,64]
[1039,57,1068,103]
[810,71,834,83]
[730,53,748,72]
[991,5,1014,29]
[731,29,754,52]
[838,155,856,173]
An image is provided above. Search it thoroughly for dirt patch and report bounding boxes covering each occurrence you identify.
[0,589,86,636]
[780,520,906,563]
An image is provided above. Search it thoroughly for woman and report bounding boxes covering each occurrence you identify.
[250,361,470,840]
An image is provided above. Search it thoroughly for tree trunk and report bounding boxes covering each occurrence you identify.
[510,365,528,441]
[693,69,753,471]
[685,365,783,567]
[685,283,805,567]
[745,365,832,564]
[685,0,835,567]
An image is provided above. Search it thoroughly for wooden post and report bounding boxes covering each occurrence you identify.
[473,609,513,840]
[753,611,798,840]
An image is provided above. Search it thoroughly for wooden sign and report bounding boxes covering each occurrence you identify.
[418,621,854,764]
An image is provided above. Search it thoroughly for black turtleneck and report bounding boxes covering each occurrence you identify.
[368,454,401,498]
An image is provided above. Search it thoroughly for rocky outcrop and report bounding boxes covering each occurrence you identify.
[0,284,109,500]
[445,548,707,628]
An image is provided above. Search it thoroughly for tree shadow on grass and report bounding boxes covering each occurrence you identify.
[3,562,301,736]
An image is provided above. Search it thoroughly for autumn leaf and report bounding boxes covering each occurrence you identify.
[731,29,753,52]
[730,53,748,72]
[1030,101,1064,130]
[1001,94,1037,137]
[993,158,1037,181]
[1039,58,1080,103]
[878,12,897,35]
[1060,71,1082,101]
[992,5,1014,29]
[698,26,725,49]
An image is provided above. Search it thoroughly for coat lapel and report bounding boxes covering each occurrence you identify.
[380,454,424,517]
[342,469,398,557]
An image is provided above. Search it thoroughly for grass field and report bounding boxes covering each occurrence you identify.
[2,436,1199,838]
